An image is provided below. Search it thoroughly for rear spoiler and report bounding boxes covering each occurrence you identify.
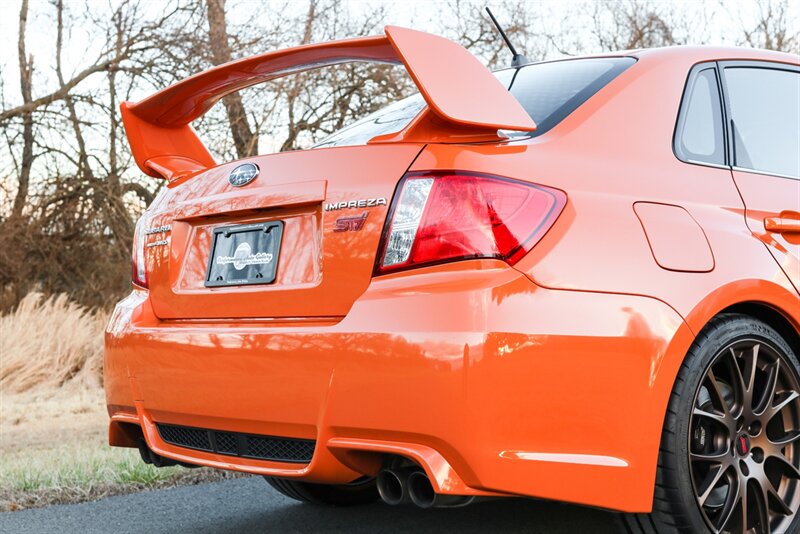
[121,26,536,182]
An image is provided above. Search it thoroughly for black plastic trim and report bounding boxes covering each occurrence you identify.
[156,423,315,464]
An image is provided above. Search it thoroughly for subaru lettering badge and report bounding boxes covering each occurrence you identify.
[228,163,259,187]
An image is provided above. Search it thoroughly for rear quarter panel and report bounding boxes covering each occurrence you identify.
[411,48,800,333]
[408,48,799,509]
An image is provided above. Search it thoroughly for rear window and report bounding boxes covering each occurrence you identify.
[314,58,634,148]
[312,94,427,149]
[314,70,516,149]
[507,57,636,137]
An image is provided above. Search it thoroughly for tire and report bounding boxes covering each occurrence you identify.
[263,475,379,506]
[617,314,800,534]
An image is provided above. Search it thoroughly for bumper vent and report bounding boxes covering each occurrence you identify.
[156,423,315,464]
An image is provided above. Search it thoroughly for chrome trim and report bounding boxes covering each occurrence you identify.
[145,224,171,235]
[732,166,799,181]
[685,159,730,170]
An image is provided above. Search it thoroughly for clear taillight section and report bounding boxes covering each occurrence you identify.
[377,172,566,274]
[381,177,434,267]
[132,214,148,288]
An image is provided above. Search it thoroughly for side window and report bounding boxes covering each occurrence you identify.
[724,66,800,178]
[674,67,726,165]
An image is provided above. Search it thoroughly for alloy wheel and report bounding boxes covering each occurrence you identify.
[690,338,800,533]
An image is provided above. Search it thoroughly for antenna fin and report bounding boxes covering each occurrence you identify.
[485,7,528,68]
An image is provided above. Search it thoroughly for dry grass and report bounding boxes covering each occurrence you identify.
[0,292,107,392]
[0,293,246,512]
[0,438,242,512]
[0,375,245,512]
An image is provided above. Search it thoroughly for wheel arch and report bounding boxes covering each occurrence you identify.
[654,281,800,434]
[654,280,800,428]
[680,279,800,343]
[640,280,800,507]
[719,301,800,355]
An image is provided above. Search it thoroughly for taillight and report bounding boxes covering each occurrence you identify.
[376,172,566,274]
[132,215,148,288]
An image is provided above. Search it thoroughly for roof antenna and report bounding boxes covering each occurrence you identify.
[485,7,528,68]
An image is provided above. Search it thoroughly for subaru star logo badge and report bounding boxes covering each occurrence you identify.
[228,163,259,187]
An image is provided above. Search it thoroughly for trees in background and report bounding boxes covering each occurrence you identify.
[206,0,258,158]
[740,0,797,51]
[0,0,797,311]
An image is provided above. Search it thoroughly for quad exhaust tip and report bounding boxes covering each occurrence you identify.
[407,470,436,508]
[376,468,406,505]
[377,465,474,508]
[137,439,198,469]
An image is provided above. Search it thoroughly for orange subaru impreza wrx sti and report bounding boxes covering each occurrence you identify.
[105,25,800,533]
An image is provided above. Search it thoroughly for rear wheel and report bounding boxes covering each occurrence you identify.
[263,476,379,506]
[618,314,800,533]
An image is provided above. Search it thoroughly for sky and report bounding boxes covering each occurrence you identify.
[1,0,796,110]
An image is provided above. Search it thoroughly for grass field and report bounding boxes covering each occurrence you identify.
[0,294,242,512]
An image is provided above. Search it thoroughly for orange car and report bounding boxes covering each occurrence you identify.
[106,25,800,533]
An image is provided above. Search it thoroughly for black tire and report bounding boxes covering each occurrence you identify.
[617,314,800,534]
[263,475,379,506]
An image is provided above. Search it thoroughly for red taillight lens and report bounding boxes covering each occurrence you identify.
[377,172,566,274]
[132,215,148,288]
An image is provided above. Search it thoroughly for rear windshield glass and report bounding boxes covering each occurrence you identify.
[507,57,635,137]
[313,58,634,148]
[314,70,515,149]
[312,93,427,149]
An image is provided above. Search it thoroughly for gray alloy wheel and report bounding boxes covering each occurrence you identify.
[689,337,800,532]
[617,314,800,534]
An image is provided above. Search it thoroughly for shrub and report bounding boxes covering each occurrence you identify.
[0,293,107,392]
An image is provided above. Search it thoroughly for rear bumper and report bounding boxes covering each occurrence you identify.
[105,259,693,512]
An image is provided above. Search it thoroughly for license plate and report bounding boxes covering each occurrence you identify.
[205,222,283,287]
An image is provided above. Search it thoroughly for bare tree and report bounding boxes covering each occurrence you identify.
[12,0,34,218]
[55,0,93,185]
[270,0,414,151]
[1,0,796,312]
[277,0,319,151]
[740,0,798,52]
[439,0,542,67]
[206,0,258,158]
[0,55,123,124]
[593,0,682,50]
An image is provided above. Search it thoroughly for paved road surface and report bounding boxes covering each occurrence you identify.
[0,477,622,533]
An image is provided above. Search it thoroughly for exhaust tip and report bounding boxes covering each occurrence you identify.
[407,470,436,508]
[376,469,405,506]
[137,438,182,468]
[137,439,154,464]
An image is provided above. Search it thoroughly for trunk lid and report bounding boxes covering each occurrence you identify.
[143,143,423,319]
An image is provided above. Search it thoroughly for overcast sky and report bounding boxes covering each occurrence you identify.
[3,0,797,110]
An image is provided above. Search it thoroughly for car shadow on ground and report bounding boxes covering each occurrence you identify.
[208,493,622,533]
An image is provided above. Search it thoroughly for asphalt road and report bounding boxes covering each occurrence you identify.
[0,477,622,533]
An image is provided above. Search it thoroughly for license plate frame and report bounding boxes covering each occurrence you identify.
[204,221,284,288]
